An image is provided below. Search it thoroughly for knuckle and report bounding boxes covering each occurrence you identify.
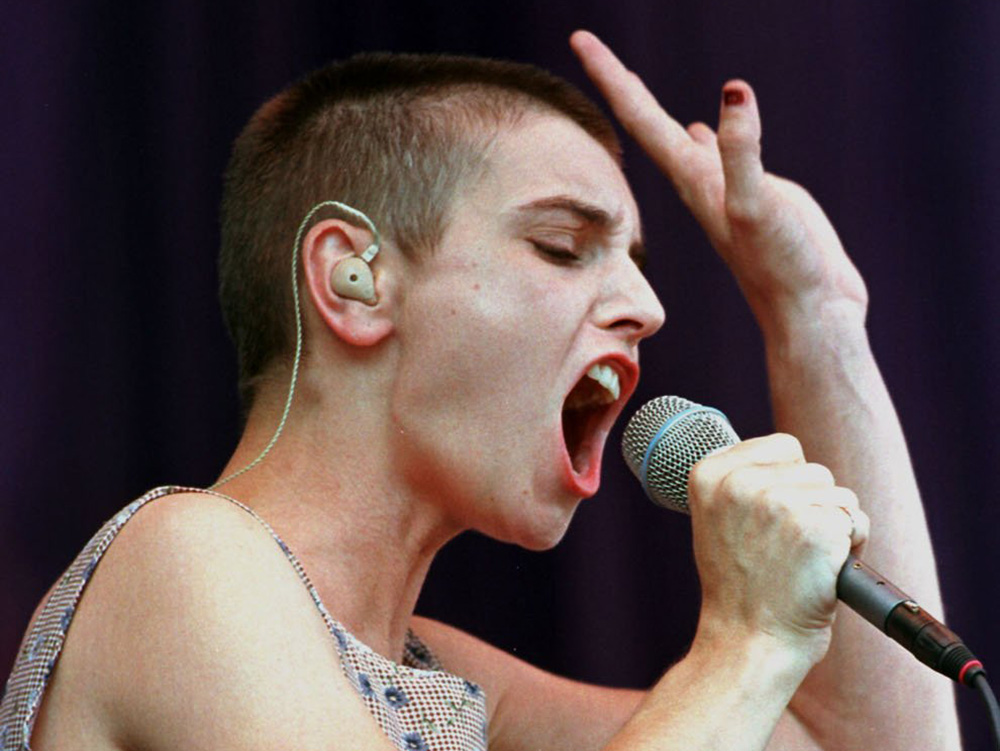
[619,84,657,131]
[620,99,644,131]
[724,195,763,225]
[757,484,791,512]
[627,106,660,139]
[687,460,718,502]
[718,466,763,507]
[801,529,829,556]
[766,499,804,539]
[831,486,860,508]
[715,466,744,500]
[770,433,804,460]
[617,86,647,127]
[805,462,836,486]
[680,170,722,214]
[855,509,872,534]
[717,121,761,150]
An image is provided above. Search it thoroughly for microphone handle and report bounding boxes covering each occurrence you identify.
[838,553,984,685]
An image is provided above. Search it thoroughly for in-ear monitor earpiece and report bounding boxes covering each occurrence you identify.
[331,255,377,305]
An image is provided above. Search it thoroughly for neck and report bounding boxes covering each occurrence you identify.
[212,382,462,662]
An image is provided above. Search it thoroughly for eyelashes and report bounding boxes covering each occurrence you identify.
[529,240,580,264]
[528,239,646,276]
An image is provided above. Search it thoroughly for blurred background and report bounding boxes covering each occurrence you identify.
[2,0,997,747]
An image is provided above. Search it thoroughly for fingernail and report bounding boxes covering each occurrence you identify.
[723,89,745,106]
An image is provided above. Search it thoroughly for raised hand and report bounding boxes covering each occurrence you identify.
[570,31,962,751]
[569,30,868,338]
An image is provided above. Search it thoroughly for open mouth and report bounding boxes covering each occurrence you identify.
[561,363,622,476]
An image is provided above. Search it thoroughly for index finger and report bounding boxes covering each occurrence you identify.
[688,433,807,503]
[569,30,694,180]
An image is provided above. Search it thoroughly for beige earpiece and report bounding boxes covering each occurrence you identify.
[331,255,377,305]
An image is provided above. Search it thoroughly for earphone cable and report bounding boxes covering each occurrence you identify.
[210,200,378,489]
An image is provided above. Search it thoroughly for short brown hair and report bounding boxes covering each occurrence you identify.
[219,51,621,407]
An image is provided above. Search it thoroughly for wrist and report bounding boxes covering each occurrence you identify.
[754,294,870,362]
[688,620,820,698]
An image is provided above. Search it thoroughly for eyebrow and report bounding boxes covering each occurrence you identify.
[512,195,648,271]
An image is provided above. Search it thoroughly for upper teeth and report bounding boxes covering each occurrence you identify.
[586,364,621,403]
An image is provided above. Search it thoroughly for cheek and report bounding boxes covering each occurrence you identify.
[389,280,554,468]
[390,258,594,445]
[399,271,557,392]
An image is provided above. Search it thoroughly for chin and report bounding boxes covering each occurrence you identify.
[517,527,571,552]
[482,493,581,552]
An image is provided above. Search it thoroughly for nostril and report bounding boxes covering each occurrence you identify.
[605,306,665,341]
[608,318,643,332]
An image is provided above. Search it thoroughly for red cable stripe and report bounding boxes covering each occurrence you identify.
[959,659,984,685]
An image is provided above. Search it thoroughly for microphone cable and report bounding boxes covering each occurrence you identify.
[973,673,1000,751]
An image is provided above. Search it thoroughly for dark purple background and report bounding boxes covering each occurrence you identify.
[2,1,997,748]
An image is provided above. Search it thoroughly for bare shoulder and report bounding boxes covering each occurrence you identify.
[411,616,643,751]
[33,492,394,751]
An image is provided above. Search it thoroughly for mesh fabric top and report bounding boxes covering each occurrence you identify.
[0,486,488,751]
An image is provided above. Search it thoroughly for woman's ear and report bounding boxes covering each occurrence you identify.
[302,219,395,347]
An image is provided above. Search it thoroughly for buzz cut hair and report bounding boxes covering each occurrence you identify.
[219,51,622,408]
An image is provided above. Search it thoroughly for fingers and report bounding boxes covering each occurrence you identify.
[687,122,718,148]
[691,433,868,549]
[717,80,766,224]
[569,32,773,243]
[833,500,870,550]
[690,433,806,495]
[689,434,870,647]
[569,30,694,181]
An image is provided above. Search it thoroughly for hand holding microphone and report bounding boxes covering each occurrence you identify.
[622,396,985,687]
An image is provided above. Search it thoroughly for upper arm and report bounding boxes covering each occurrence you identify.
[62,494,396,751]
[411,616,643,751]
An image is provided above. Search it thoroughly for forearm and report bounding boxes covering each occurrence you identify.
[758,298,960,750]
[568,32,961,749]
[604,632,810,751]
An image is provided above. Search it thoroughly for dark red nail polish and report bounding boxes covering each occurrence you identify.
[723,89,745,106]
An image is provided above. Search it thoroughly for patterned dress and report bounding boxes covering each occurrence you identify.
[0,486,489,751]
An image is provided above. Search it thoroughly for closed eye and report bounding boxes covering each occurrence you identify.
[530,241,580,265]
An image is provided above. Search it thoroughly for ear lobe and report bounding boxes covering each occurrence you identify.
[302,220,395,348]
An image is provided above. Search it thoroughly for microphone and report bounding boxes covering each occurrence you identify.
[621,395,985,687]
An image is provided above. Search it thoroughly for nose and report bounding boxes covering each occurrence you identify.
[594,255,666,344]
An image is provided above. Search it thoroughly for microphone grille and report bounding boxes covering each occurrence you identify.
[621,395,739,513]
